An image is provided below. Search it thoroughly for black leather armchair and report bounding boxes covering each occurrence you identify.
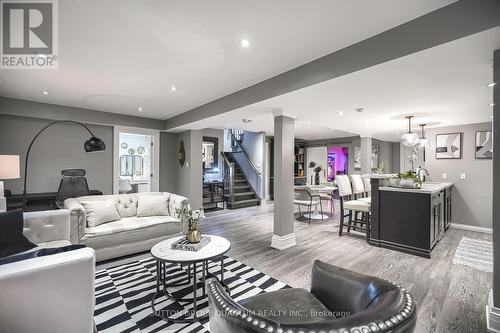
[207,260,416,333]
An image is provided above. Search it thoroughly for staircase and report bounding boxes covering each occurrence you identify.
[223,152,261,209]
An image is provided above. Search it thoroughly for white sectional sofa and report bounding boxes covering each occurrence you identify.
[0,210,96,333]
[65,192,189,261]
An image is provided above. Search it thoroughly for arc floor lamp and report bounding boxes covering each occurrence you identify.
[23,120,106,210]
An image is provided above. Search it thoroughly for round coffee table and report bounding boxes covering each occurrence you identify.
[150,235,231,323]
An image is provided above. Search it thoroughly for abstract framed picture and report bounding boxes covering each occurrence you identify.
[475,130,493,159]
[435,133,462,159]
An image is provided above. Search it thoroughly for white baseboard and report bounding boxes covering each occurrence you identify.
[487,290,500,332]
[271,233,296,250]
[449,223,492,234]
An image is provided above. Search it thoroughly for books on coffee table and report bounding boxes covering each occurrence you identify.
[171,236,211,251]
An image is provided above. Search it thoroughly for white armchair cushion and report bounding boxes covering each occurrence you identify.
[0,247,95,333]
[137,194,170,217]
[23,210,70,244]
[80,200,121,227]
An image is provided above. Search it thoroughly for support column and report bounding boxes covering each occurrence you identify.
[488,49,500,332]
[271,115,296,250]
[360,137,373,174]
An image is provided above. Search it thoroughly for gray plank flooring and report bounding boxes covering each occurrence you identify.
[97,202,492,333]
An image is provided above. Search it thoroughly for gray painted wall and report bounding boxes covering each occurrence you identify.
[305,136,397,174]
[392,142,401,173]
[241,131,265,174]
[0,114,113,194]
[159,132,179,193]
[170,130,203,208]
[424,122,493,228]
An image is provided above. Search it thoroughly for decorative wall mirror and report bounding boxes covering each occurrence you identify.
[120,155,144,176]
[202,136,219,170]
[178,140,186,167]
[133,155,144,175]
[120,155,134,176]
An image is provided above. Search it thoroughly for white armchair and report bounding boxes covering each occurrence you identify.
[0,210,96,333]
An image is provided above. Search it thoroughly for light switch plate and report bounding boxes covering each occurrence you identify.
[442,173,448,180]
[460,173,466,180]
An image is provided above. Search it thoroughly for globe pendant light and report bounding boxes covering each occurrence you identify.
[401,116,420,147]
[418,124,428,147]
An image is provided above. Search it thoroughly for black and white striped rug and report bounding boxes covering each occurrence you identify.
[94,256,288,332]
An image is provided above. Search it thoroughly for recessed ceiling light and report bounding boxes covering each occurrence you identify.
[240,39,250,48]
[137,107,143,111]
[170,85,177,91]
[226,123,231,128]
[41,91,49,95]
[338,111,344,116]
[488,82,497,87]
[307,121,311,125]
[396,132,400,136]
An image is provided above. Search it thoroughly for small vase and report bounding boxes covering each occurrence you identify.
[399,179,415,188]
[186,221,202,243]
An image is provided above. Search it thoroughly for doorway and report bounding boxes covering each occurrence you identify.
[327,146,349,181]
[113,127,159,194]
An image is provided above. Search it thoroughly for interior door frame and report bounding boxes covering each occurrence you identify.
[113,126,160,194]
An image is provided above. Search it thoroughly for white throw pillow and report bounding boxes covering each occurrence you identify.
[80,200,121,228]
[137,194,170,217]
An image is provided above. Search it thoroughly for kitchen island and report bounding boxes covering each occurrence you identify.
[367,175,453,258]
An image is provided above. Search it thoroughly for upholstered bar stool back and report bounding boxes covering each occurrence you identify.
[350,174,365,198]
[362,176,371,194]
[336,175,353,198]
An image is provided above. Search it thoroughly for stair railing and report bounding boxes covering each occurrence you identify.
[229,131,261,176]
[221,152,235,204]
[227,131,262,199]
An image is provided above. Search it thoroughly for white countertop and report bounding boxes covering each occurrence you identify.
[362,174,397,179]
[380,182,453,194]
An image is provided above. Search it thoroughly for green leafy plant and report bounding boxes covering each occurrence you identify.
[397,170,422,188]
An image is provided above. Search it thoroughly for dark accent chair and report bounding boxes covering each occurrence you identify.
[55,169,90,208]
[207,260,416,333]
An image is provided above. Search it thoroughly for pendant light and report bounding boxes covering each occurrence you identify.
[401,116,420,147]
[418,124,428,147]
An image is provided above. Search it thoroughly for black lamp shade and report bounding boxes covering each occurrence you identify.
[84,136,106,152]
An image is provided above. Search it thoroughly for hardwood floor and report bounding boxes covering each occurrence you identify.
[97,202,492,333]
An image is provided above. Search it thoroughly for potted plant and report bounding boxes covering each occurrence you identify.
[397,170,422,189]
[176,207,205,243]
[308,161,323,185]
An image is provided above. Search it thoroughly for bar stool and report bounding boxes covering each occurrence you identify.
[350,174,368,222]
[359,176,372,204]
[336,175,371,241]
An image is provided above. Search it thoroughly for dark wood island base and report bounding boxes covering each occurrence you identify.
[368,176,453,259]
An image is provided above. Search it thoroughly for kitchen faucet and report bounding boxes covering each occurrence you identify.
[417,167,429,182]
